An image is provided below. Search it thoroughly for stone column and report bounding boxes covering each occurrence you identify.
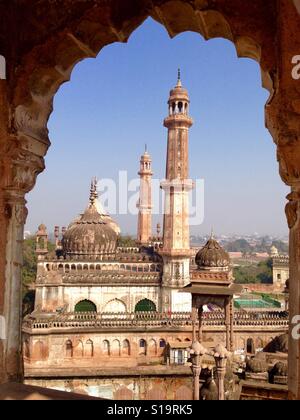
[265,0,300,399]
[212,344,230,401]
[286,187,300,400]
[0,79,10,384]
[225,297,230,351]
[190,341,208,401]
[0,135,44,383]
[191,302,197,342]
[230,298,235,351]
[3,190,28,382]
[198,305,203,342]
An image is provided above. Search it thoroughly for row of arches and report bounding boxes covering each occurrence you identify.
[65,338,167,358]
[45,263,160,273]
[169,101,189,116]
[74,298,157,313]
[114,384,193,401]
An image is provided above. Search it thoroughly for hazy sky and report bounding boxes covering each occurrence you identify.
[25,18,289,238]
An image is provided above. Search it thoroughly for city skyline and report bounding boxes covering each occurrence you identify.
[25,18,289,237]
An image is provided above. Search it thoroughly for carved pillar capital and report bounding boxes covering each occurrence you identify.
[3,148,45,194]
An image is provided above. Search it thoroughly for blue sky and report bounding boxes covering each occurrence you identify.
[25,18,289,237]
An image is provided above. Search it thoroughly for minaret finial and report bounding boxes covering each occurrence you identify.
[177,68,182,87]
[210,227,214,239]
[145,144,148,154]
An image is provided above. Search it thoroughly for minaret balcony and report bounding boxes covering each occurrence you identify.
[160,178,194,191]
[164,114,193,128]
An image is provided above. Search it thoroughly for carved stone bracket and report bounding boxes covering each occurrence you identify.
[285,191,300,229]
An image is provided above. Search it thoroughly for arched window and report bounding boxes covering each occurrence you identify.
[103,340,110,356]
[160,339,166,348]
[139,339,147,355]
[75,300,97,313]
[122,339,130,356]
[66,340,73,358]
[74,340,84,358]
[247,338,255,354]
[104,299,126,313]
[135,299,156,312]
[256,337,264,350]
[178,101,183,113]
[149,339,157,356]
[112,339,121,356]
[86,340,94,357]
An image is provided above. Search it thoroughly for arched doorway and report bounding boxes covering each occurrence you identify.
[103,299,127,313]
[135,299,156,312]
[75,300,97,313]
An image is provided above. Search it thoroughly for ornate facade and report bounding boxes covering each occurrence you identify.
[22,77,289,399]
[0,0,299,400]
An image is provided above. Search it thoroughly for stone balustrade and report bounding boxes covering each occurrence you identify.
[23,311,289,331]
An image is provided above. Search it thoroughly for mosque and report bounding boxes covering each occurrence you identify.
[22,75,288,400]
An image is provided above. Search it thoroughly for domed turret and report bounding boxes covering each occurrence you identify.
[270,245,279,258]
[166,69,192,118]
[62,179,119,258]
[196,236,230,271]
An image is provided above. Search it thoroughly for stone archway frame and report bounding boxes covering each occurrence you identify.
[12,1,276,161]
[1,0,300,399]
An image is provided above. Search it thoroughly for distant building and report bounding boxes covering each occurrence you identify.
[272,255,289,291]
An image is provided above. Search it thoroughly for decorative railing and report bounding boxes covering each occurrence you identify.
[23,311,289,331]
[37,261,162,277]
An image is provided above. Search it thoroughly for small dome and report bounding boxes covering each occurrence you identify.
[37,224,47,235]
[200,378,218,401]
[196,238,230,269]
[270,245,279,257]
[62,181,119,258]
[264,334,288,354]
[246,357,268,373]
[271,362,288,377]
[168,70,190,102]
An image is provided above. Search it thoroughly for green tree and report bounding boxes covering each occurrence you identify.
[117,235,138,247]
[226,239,253,253]
[234,258,273,284]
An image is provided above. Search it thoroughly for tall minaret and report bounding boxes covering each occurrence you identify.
[161,70,194,291]
[137,147,153,245]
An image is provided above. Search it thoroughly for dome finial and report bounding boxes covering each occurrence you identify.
[89,177,98,205]
[177,68,182,87]
[211,227,214,240]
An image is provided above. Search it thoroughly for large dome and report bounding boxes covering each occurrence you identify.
[62,181,119,258]
[196,238,230,270]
